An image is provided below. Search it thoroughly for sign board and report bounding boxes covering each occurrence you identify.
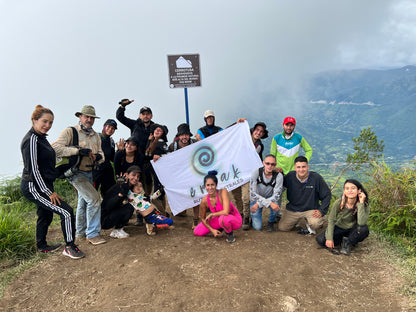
[167,54,201,88]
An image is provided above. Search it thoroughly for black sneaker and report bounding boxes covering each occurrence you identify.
[266,222,276,232]
[62,244,85,259]
[226,231,236,243]
[38,243,62,253]
[297,228,311,235]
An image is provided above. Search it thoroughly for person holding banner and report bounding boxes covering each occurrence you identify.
[194,171,242,243]
[236,121,269,231]
[195,110,222,141]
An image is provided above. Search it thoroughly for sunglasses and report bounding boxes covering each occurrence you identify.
[264,162,276,166]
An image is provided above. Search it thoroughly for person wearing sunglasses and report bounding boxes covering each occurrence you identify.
[249,154,283,232]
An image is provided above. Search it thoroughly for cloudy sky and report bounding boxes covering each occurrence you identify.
[1,0,415,177]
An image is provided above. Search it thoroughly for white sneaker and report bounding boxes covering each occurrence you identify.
[110,228,129,239]
[118,228,129,238]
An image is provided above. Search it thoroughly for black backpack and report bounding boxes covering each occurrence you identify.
[55,127,80,179]
[256,167,279,188]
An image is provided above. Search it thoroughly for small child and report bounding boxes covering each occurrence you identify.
[128,182,173,235]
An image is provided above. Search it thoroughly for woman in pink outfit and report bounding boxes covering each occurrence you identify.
[194,171,242,243]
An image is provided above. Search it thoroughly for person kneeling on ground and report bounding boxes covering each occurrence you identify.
[278,156,331,234]
[250,154,283,232]
[194,171,242,243]
[127,180,173,236]
[101,169,137,239]
[316,179,370,255]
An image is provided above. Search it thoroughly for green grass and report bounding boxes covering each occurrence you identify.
[0,204,36,261]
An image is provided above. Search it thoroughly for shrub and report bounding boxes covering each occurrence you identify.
[367,161,416,253]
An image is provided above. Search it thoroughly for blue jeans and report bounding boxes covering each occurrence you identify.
[68,171,101,239]
[250,202,278,231]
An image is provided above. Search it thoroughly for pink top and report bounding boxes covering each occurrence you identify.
[206,192,237,214]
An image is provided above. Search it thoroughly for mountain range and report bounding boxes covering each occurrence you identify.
[244,65,416,170]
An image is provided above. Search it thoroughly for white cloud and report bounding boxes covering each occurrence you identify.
[0,0,415,176]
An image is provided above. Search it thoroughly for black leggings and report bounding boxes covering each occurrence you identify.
[101,203,134,230]
[21,180,76,248]
[316,224,369,247]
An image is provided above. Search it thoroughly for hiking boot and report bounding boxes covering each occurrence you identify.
[266,222,276,232]
[87,235,106,245]
[135,214,144,226]
[226,231,236,243]
[340,237,351,256]
[242,217,250,231]
[146,223,156,236]
[110,228,129,239]
[62,244,85,259]
[38,243,62,253]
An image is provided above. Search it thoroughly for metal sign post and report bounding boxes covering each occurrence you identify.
[168,54,201,125]
[184,88,189,124]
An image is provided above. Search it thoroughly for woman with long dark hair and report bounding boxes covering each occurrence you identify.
[114,136,144,177]
[20,105,85,259]
[316,179,370,255]
[194,171,242,243]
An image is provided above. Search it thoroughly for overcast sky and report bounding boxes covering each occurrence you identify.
[1,0,415,177]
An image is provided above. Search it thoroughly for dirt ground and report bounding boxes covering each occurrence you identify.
[0,213,415,312]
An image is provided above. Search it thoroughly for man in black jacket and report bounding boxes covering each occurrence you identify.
[116,98,155,197]
[278,156,331,234]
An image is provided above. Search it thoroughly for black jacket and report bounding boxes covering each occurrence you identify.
[116,106,154,153]
[20,128,57,194]
[283,171,331,216]
[113,149,144,177]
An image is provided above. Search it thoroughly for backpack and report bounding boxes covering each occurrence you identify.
[256,167,279,188]
[55,127,80,179]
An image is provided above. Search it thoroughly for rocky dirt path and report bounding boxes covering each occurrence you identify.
[0,215,414,312]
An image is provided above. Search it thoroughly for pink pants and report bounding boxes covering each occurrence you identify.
[194,206,242,236]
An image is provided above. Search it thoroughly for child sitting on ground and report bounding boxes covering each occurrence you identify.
[127,183,173,235]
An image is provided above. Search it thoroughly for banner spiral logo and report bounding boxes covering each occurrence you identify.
[190,145,216,176]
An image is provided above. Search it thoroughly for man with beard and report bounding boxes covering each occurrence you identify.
[239,121,269,230]
[270,116,313,175]
[53,105,106,245]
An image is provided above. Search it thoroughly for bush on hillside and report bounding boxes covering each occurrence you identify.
[367,161,416,253]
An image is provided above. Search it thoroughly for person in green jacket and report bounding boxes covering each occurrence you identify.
[316,179,370,255]
[270,116,313,175]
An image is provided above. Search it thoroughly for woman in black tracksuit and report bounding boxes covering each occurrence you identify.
[20,105,85,259]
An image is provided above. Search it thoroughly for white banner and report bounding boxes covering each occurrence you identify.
[152,121,263,215]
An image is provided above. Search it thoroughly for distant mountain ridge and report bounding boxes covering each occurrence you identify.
[243,65,416,168]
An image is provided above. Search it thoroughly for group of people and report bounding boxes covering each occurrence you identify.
[20,99,370,260]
